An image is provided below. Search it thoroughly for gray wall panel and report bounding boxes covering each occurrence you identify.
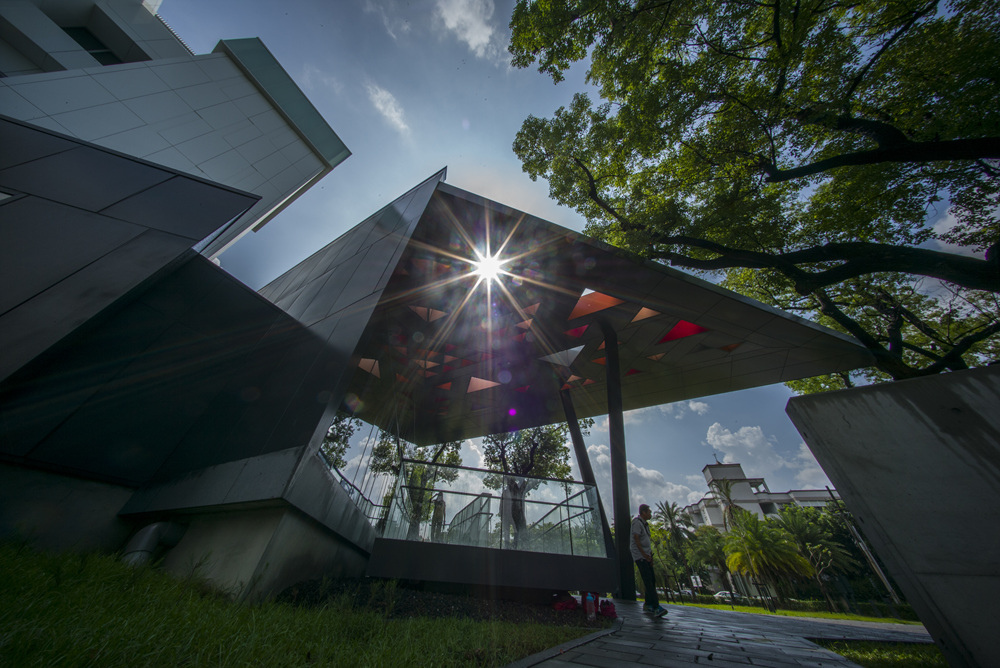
[0,197,145,315]
[0,145,172,211]
[0,300,173,458]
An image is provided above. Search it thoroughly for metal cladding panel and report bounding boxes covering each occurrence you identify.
[259,169,443,323]
[341,181,873,445]
[214,38,350,169]
[0,116,259,384]
[0,255,320,487]
[367,538,616,592]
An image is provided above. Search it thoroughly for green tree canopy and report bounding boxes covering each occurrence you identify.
[369,430,463,540]
[510,0,1000,384]
[318,410,364,470]
[481,421,589,548]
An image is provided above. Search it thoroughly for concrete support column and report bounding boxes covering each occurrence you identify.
[560,390,617,561]
[600,320,634,599]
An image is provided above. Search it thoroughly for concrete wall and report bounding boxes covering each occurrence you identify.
[786,366,1000,668]
[0,463,135,551]
[158,504,371,600]
[159,505,286,597]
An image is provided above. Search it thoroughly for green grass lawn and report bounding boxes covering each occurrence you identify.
[657,599,923,625]
[814,640,947,667]
[0,543,593,667]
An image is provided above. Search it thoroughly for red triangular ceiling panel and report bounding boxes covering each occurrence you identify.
[658,320,708,343]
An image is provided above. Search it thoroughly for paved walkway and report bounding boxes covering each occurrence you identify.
[508,600,933,667]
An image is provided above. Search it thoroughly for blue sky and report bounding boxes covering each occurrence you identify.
[159,0,835,512]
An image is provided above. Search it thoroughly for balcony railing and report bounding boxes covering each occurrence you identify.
[318,451,385,525]
[379,459,610,558]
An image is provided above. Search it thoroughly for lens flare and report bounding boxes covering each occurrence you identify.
[472,254,504,282]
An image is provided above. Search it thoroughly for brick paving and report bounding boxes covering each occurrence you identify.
[507,599,933,667]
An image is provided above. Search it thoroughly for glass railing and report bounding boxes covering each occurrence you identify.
[318,452,385,525]
[379,459,610,558]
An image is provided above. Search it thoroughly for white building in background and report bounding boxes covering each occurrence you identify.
[682,462,839,531]
[0,0,349,257]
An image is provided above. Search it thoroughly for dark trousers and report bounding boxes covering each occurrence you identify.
[635,559,658,609]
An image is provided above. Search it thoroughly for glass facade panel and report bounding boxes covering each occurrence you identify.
[377,459,610,557]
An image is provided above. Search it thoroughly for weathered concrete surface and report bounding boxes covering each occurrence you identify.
[786,366,1000,668]
[159,503,371,601]
[0,463,135,552]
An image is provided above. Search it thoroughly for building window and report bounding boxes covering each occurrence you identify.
[62,27,122,66]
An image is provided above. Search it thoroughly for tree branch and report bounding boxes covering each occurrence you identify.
[759,137,1000,182]
[843,0,939,101]
[922,320,1000,373]
[648,236,1000,293]
[572,157,634,228]
[812,289,916,379]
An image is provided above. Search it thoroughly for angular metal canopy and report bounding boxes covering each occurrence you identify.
[259,168,875,598]
[315,175,873,445]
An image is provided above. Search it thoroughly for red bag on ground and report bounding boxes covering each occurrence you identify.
[599,600,617,618]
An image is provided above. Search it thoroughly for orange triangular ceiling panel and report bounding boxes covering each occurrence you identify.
[568,291,624,320]
[467,377,501,393]
[358,358,380,377]
[631,307,660,323]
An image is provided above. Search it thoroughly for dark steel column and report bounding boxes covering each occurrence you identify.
[560,390,617,561]
[600,320,635,599]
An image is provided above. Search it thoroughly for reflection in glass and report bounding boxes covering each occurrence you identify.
[379,459,609,558]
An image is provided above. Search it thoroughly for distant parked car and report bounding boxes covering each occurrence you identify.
[713,590,740,601]
[675,588,694,597]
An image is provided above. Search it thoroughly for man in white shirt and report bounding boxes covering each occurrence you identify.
[631,504,667,617]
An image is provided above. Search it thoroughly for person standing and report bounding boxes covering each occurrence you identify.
[431,492,446,542]
[631,504,667,617]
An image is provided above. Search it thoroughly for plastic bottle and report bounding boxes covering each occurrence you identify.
[584,592,596,621]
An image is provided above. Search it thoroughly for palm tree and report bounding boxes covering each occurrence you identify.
[686,525,736,595]
[724,513,813,604]
[654,501,694,543]
[654,501,695,597]
[708,479,742,531]
[775,505,858,611]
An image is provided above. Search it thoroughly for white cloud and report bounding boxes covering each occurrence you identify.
[366,83,410,135]
[364,0,412,40]
[792,442,833,489]
[704,422,833,492]
[586,444,701,512]
[688,400,710,415]
[659,400,711,420]
[301,63,343,95]
[434,0,505,62]
[462,438,486,469]
[624,406,658,425]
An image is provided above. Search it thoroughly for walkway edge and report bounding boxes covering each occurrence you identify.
[504,619,624,668]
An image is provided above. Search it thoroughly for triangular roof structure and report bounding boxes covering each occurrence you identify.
[260,169,872,445]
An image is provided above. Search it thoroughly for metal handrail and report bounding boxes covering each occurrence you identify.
[399,457,584,486]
